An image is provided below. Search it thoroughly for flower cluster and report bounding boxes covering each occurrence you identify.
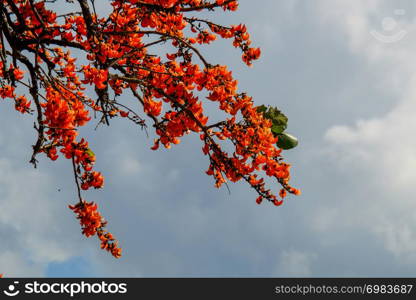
[69,201,121,258]
[82,66,108,90]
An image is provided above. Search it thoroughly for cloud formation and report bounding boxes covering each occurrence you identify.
[3,0,416,277]
[322,0,416,264]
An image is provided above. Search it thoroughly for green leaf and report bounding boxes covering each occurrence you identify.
[276,133,298,150]
[271,124,286,135]
[256,105,267,113]
[274,113,288,125]
[85,148,95,159]
[263,107,288,131]
[257,105,298,150]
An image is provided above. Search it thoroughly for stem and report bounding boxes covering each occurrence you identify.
[72,156,83,203]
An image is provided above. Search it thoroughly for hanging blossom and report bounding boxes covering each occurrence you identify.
[69,201,122,258]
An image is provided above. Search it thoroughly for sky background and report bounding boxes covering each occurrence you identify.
[2,0,416,277]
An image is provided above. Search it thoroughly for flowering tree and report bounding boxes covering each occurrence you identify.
[0,0,300,259]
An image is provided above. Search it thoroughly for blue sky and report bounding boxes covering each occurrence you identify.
[2,0,416,277]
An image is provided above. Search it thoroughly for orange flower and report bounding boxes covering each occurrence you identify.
[256,196,263,204]
[70,201,122,258]
[69,201,103,237]
[143,98,162,116]
[14,96,31,113]
[12,66,25,80]
[0,85,14,98]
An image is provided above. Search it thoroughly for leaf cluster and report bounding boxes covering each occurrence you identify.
[256,105,298,150]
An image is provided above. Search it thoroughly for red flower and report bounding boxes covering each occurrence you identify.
[69,201,121,258]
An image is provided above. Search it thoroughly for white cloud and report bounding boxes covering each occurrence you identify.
[0,110,95,276]
[316,0,379,52]
[319,0,416,263]
[0,158,84,275]
[275,250,316,277]
[0,252,42,277]
[118,157,141,175]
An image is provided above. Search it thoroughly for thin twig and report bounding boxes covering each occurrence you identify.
[72,156,83,203]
